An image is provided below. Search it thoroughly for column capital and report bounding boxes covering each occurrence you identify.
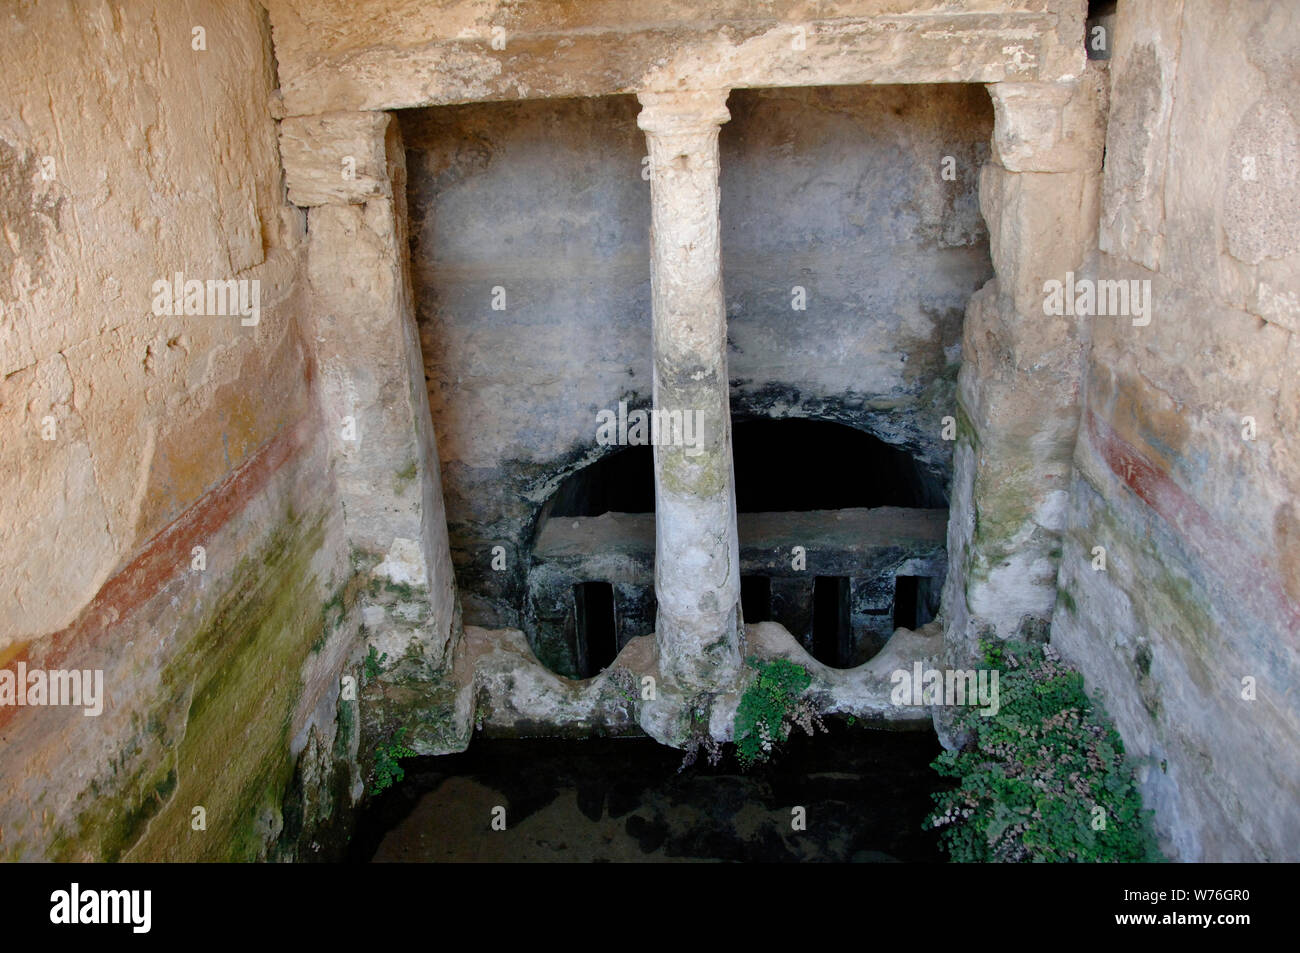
[636,89,731,136]
[280,110,397,206]
[984,66,1106,173]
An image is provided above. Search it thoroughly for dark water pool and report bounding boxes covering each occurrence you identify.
[348,722,949,863]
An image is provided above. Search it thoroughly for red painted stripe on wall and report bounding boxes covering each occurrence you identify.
[1086,409,1300,643]
[0,415,315,731]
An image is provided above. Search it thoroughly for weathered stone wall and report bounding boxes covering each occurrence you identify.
[406,85,992,629]
[10,0,1293,862]
[402,95,652,629]
[0,0,362,860]
[1050,0,1300,861]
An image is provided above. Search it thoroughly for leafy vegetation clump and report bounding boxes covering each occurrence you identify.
[733,657,824,768]
[370,727,417,795]
[363,645,387,682]
[926,639,1162,862]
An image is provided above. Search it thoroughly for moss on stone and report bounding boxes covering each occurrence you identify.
[1058,586,1078,616]
[394,459,418,495]
[53,506,333,862]
[953,401,978,449]
[1070,492,1218,696]
[368,575,424,602]
[967,460,1040,581]
[658,446,730,498]
[334,696,356,761]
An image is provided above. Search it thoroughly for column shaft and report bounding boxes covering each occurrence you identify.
[637,89,741,689]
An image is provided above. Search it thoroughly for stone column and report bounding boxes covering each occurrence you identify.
[941,68,1107,658]
[637,89,742,690]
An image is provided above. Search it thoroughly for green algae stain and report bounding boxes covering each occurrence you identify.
[55,506,333,862]
[393,459,418,496]
[953,401,978,449]
[659,445,730,499]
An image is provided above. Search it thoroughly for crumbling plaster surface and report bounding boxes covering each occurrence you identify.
[1049,0,1300,862]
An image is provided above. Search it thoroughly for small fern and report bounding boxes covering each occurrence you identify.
[926,639,1162,862]
[370,727,416,795]
[732,657,822,768]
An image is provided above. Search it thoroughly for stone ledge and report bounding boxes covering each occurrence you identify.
[439,620,941,750]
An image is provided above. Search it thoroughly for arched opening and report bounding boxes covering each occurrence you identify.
[526,419,947,676]
[732,418,946,511]
[526,445,656,679]
[732,418,948,668]
[544,444,655,519]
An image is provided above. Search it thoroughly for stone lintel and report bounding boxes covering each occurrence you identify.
[531,508,948,579]
[265,3,1086,117]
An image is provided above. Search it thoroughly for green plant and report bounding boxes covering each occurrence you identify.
[732,657,822,768]
[926,639,1162,862]
[363,645,387,682]
[370,727,417,795]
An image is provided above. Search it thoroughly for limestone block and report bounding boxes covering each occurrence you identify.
[307,202,422,554]
[302,118,459,667]
[281,112,392,206]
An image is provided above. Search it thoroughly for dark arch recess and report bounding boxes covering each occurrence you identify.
[731,417,947,512]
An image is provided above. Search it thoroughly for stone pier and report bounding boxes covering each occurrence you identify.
[941,69,1106,657]
[279,111,460,672]
[637,89,743,690]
